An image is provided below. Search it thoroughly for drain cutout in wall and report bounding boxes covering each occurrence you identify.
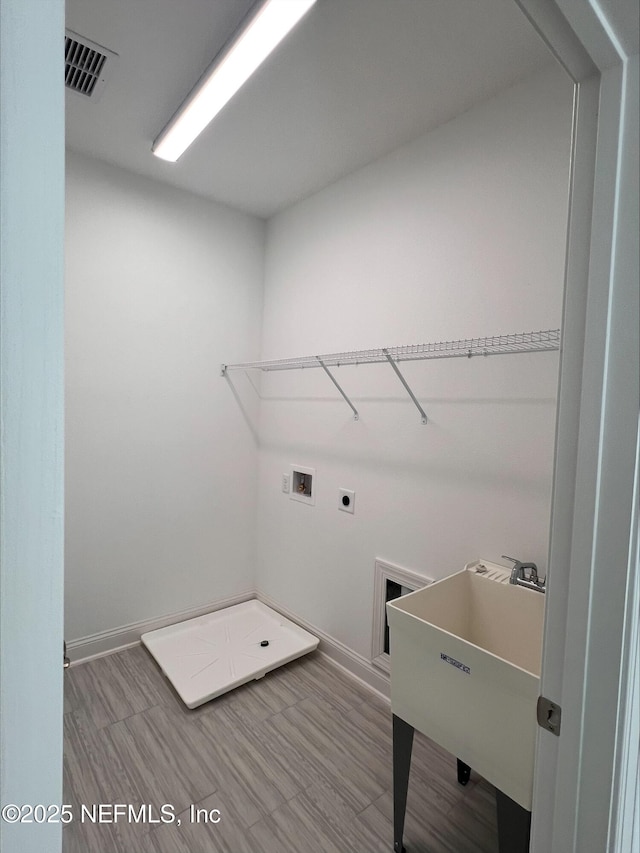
[371,558,432,673]
[290,465,315,505]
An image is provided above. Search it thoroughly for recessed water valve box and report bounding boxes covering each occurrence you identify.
[338,488,355,513]
[290,465,315,505]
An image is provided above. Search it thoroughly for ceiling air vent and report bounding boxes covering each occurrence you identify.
[64,30,117,100]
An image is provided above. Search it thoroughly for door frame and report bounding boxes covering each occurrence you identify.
[513,2,639,851]
[0,2,637,853]
[0,1,65,853]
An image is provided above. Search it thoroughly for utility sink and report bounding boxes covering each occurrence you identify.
[387,560,545,810]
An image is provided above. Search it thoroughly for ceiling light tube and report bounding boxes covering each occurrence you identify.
[152,0,317,162]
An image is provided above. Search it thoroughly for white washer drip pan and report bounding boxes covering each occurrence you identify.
[141,600,319,708]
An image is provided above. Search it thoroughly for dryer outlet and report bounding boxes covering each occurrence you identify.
[338,489,355,514]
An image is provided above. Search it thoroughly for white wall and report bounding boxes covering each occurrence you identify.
[65,151,264,641]
[256,66,574,660]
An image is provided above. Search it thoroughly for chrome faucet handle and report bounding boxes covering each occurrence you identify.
[501,556,546,592]
[501,555,523,583]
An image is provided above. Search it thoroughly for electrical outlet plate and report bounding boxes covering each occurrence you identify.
[338,488,355,513]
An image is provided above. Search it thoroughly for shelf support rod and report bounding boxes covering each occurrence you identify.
[382,348,428,424]
[316,357,359,420]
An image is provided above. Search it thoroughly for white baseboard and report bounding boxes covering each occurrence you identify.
[67,589,391,703]
[256,591,390,702]
[66,590,256,665]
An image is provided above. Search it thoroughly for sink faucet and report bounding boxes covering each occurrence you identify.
[501,556,546,593]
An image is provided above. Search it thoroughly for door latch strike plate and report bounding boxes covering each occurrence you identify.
[537,695,561,736]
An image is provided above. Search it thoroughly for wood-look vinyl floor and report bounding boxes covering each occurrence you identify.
[63,646,498,852]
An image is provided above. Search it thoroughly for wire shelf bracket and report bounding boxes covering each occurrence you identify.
[317,357,359,420]
[382,348,428,424]
[220,329,560,425]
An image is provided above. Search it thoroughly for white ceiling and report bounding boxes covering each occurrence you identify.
[65,0,555,218]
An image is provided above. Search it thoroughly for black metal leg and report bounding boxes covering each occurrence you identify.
[456,758,471,786]
[496,788,532,853]
[392,714,414,853]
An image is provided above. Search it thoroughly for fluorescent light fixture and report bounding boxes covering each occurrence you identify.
[152,0,317,162]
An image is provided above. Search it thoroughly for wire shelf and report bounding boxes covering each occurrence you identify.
[222,329,560,373]
[221,329,560,424]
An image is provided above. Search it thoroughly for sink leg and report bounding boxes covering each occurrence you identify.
[456,758,471,786]
[392,714,414,853]
[496,788,532,853]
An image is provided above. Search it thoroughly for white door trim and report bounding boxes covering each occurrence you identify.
[0,2,65,852]
[611,411,640,852]
[512,2,638,851]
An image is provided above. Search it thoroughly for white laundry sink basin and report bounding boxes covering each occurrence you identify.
[386,560,545,809]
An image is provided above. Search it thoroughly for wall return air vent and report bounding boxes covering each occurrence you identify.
[64,30,117,99]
